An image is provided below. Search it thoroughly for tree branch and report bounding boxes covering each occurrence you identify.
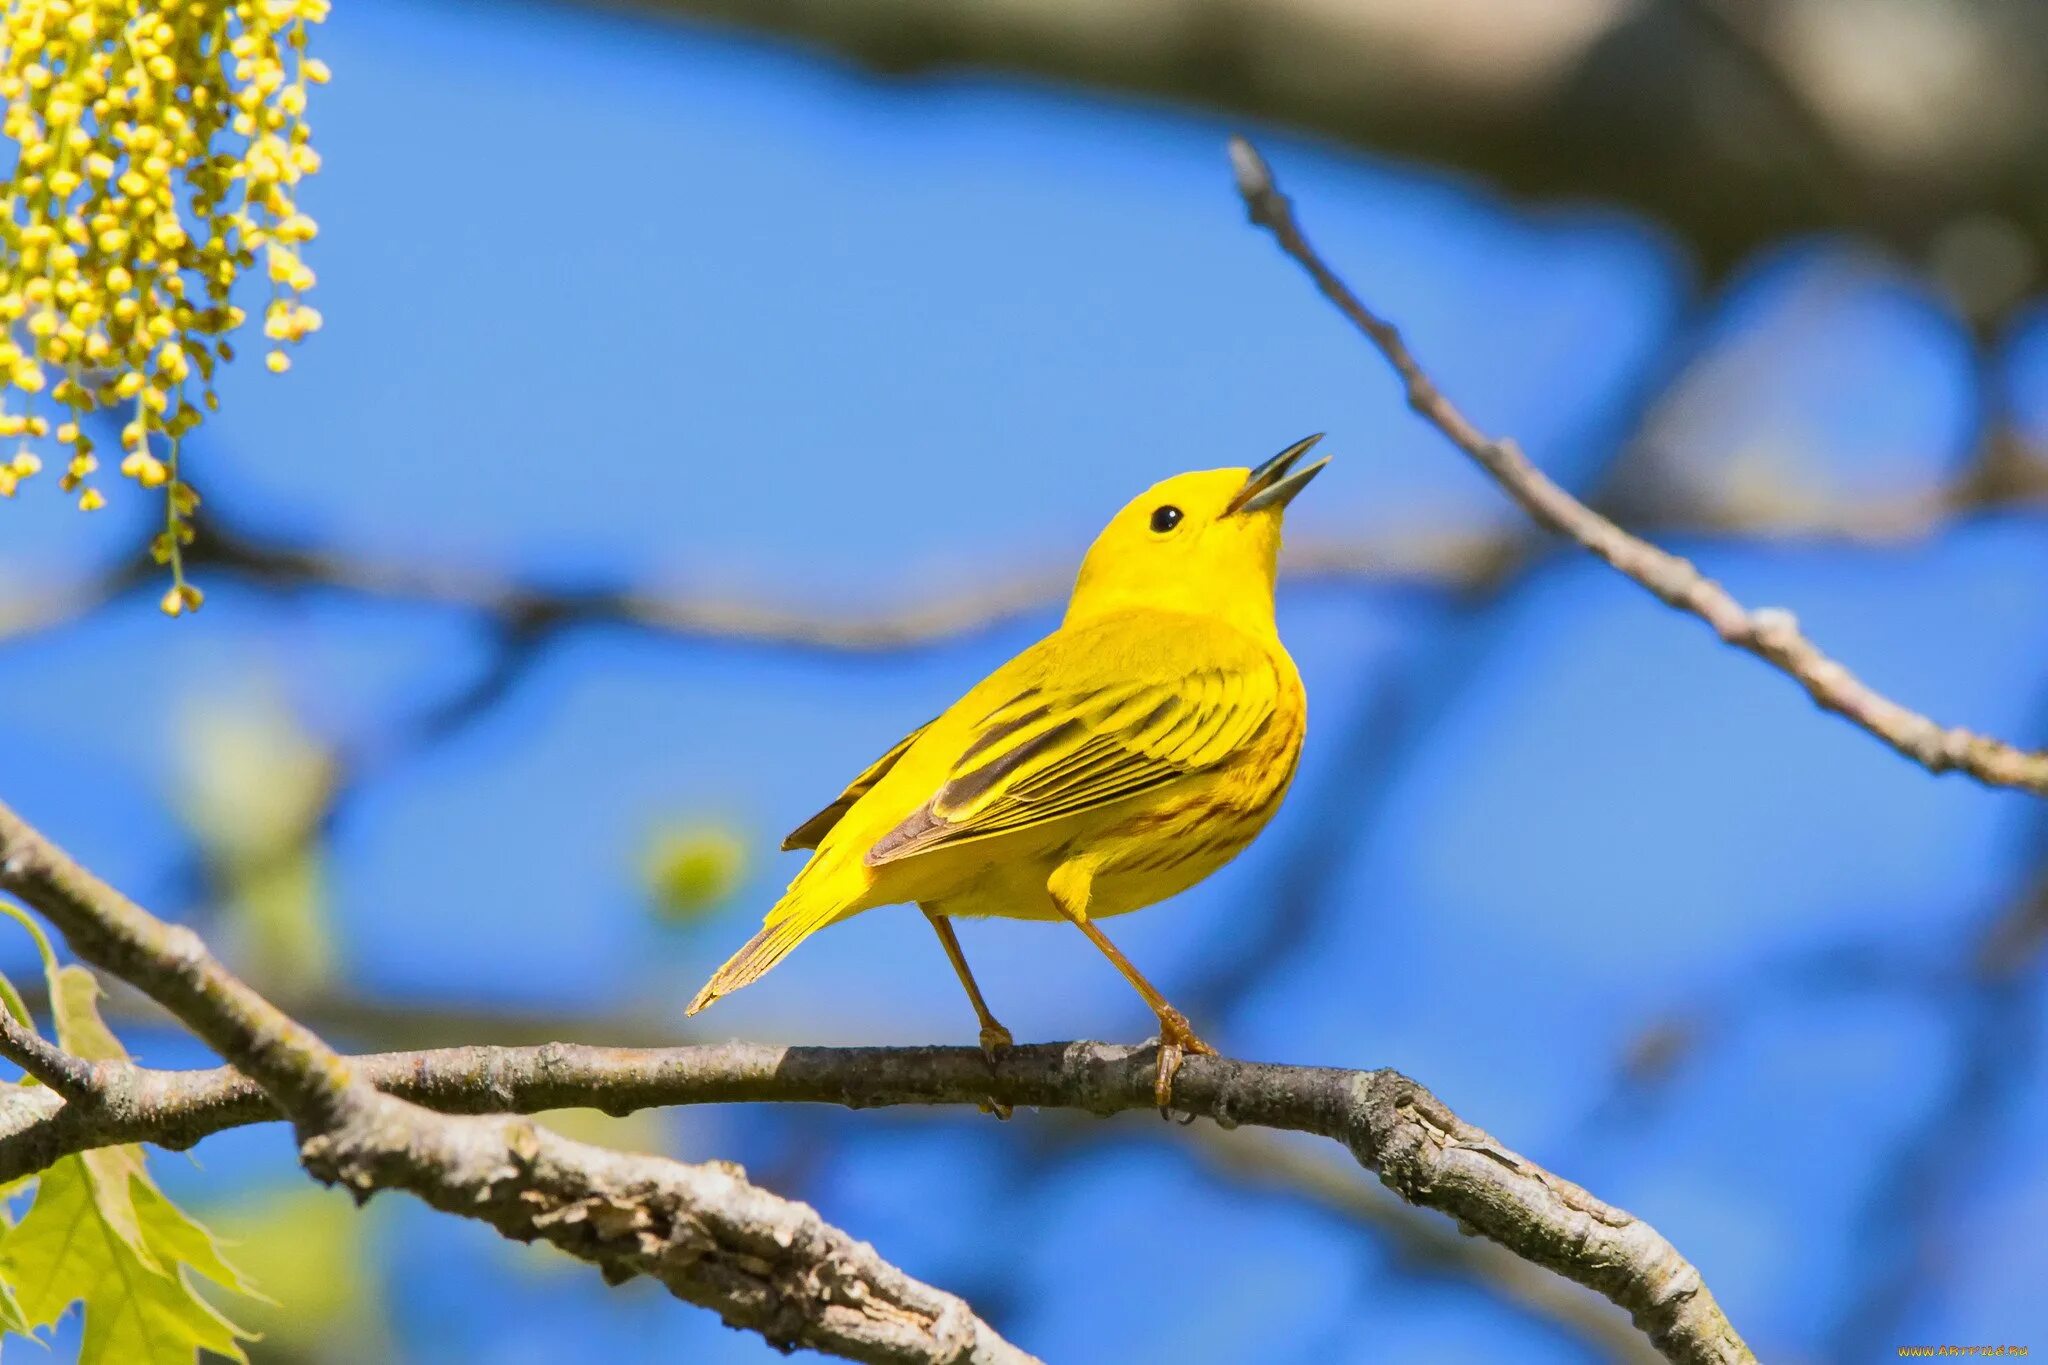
[8,473,2041,657]
[0,796,1027,1365]
[1228,135,2048,798]
[608,0,2048,295]
[0,1034,1755,1365]
[0,763,1750,1361]
[2,937,1685,1362]
[0,1011,100,1103]
[0,513,1509,653]
[181,519,1524,648]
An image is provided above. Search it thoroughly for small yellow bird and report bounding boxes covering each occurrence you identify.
[688,436,1328,1105]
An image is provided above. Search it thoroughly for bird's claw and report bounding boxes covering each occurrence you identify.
[976,1022,1014,1118]
[1153,1043,1184,1115]
[1151,1010,1216,1118]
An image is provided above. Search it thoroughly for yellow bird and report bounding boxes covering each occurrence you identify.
[688,435,1328,1105]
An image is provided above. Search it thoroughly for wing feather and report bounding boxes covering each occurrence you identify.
[781,718,934,851]
[865,653,1275,867]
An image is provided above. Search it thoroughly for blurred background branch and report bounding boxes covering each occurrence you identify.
[8,450,2044,657]
[628,0,2048,319]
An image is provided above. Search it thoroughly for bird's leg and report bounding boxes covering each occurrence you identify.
[1047,870,1215,1114]
[922,906,1015,1120]
[1067,914,1218,1109]
[921,907,1013,1059]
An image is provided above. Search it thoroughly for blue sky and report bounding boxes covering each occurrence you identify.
[2,0,2045,1359]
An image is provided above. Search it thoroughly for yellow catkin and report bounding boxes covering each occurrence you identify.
[0,0,329,605]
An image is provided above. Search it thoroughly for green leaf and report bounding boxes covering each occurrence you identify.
[0,942,260,1362]
[51,962,130,1063]
[47,965,159,1267]
[0,1261,26,1334]
[0,949,37,1338]
[0,902,56,1029]
[0,902,58,977]
[0,1156,253,1364]
[0,901,44,1345]
[130,1180,266,1302]
[0,965,31,1032]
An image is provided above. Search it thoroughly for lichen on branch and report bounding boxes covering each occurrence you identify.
[0,0,328,611]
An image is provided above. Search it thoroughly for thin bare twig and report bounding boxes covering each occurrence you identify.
[0,1010,100,1102]
[1228,135,2048,797]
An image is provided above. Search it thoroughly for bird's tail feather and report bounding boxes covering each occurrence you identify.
[686,879,847,1015]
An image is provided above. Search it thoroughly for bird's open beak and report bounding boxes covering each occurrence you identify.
[1226,433,1329,515]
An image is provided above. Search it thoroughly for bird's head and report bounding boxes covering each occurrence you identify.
[1065,434,1328,637]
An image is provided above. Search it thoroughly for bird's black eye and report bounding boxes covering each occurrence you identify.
[1149,505,1184,533]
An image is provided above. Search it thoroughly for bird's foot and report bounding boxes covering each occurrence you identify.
[976,1021,1015,1119]
[1152,1008,1216,1117]
[978,1021,1014,1064]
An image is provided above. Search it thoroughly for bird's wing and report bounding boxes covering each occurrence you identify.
[866,628,1276,866]
[782,718,936,851]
